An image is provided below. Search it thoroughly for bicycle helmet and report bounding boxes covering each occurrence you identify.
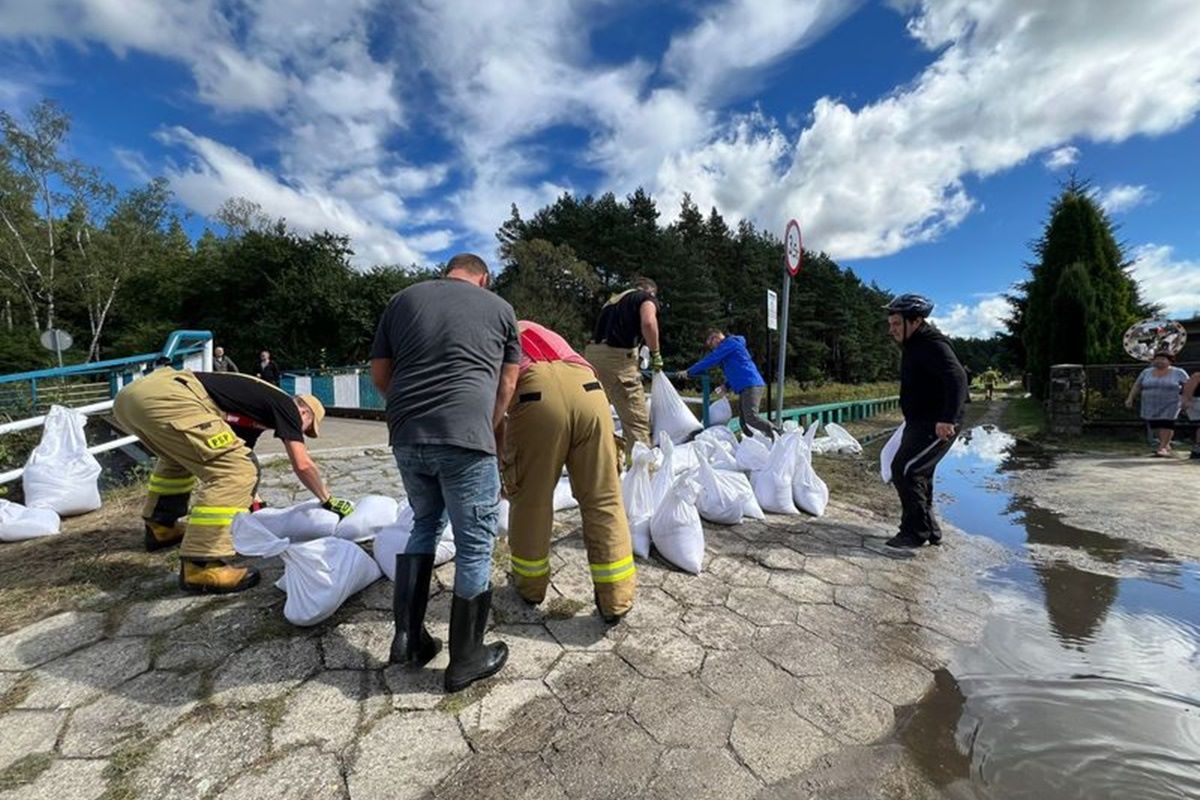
[883,293,934,319]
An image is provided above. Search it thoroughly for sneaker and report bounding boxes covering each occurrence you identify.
[885,532,927,549]
[1155,447,1172,458]
[929,534,943,546]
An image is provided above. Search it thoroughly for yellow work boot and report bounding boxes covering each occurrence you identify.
[144,520,185,552]
[179,559,261,595]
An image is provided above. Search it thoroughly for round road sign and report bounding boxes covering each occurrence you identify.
[784,219,802,276]
[39,328,73,352]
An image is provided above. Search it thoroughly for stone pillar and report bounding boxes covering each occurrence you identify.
[1048,364,1085,436]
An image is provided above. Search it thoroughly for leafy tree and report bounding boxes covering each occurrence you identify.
[494,238,599,347]
[0,100,112,335]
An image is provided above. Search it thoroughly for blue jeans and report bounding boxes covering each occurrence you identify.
[392,444,500,599]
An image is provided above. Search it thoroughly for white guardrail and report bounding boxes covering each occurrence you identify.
[0,400,140,485]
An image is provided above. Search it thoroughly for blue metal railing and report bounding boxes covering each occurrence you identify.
[0,330,213,409]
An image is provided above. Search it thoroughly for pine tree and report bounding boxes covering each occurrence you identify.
[1015,180,1143,397]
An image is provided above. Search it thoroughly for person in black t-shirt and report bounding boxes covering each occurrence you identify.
[584,277,661,457]
[113,369,355,594]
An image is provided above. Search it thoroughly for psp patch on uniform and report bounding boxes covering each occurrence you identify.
[206,431,236,450]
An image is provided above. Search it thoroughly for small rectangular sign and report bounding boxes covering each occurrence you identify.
[767,289,778,331]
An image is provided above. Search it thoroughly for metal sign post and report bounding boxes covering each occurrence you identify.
[766,289,778,421]
[775,220,802,424]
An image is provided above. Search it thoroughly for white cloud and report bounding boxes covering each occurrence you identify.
[665,0,1200,258]
[1044,145,1080,170]
[662,0,862,103]
[159,127,427,266]
[931,295,1012,339]
[1095,184,1153,214]
[1130,244,1200,319]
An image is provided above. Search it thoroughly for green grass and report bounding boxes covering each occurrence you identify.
[1001,396,1046,438]
[0,753,53,792]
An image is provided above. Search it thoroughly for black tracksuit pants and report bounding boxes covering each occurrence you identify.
[890,421,955,541]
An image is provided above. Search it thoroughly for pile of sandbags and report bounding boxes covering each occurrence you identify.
[230,492,468,626]
[617,413,855,573]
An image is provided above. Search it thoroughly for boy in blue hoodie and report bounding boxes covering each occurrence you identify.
[679,329,778,437]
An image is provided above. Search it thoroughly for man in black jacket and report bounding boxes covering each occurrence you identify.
[884,294,968,549]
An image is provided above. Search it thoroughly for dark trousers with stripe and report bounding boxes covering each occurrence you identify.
[890,421,955,541]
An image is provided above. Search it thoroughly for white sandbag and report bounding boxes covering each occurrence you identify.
[880,422,906,483]
[671,442,700,475]
[621,442,658,558]
[0,499,61,542]
[782,419,800,433]
[650,473,705,574]
[250,500,339,542]
[373,502,457,578]
[707,397,732,426]
[232,512,380,627]
[693,437,739,472]
[735,433,771,472]
[650,372,703,445]
[650,433,676,507]
[753,433,802,515]
[823,423,863,455]
[697,425,739,451]
[553,476,578,511]
[792,446,830,517]
[695,457,749,525]
[334,495,399,542]
[22,405,102,516]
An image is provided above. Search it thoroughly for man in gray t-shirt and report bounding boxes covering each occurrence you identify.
[370,253,520,693]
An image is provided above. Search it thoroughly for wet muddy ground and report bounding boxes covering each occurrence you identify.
[892,425,1200,800]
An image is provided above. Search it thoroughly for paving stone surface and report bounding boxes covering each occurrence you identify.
[0,758,107,800]
[0,710,65,771]
[0,447,1010,800]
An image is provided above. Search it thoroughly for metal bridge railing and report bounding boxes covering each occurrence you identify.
[0,330,214,485]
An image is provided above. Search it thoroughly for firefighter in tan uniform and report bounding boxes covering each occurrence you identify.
[113,367,354,594]
[584,277,662,459]
[501,321,636,623]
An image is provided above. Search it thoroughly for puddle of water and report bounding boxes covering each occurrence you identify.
[895,425,1200,800]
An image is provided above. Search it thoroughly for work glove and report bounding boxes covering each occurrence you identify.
[672,370,689,382]
[650,351,664,372]
[322,496,355,519]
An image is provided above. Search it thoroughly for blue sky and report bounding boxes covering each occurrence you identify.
[2,0,1199,337]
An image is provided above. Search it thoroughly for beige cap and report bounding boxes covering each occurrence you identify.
[296,394,325,437]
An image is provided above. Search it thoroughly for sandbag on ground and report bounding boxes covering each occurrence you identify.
[232,512,380,626]
[22,405,101,516]
[374,501,457,577]
[753,433,802,515]
[622,442,659,558]
[334,495,399,542]
[0,499,60,542]
[250,501,340,542]
[650,472,705,574]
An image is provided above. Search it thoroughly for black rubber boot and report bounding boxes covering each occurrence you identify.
[389,553,442,667]
[444,589,508,693]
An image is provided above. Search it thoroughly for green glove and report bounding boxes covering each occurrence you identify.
[650,351,664,372]
[322,497,355,519]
